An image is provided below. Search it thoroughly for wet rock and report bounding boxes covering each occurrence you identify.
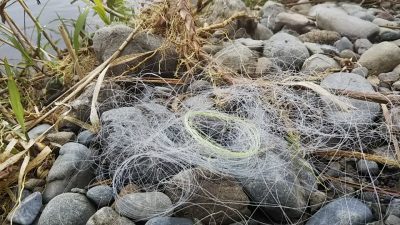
[38,193,96,225]
[165,168,250,225]
[263,32,309,70]
[86,185,114,207]
[354,39,373,55]
[316,8,379,39]
[334,37,353,52]
[357,159,380,176]
[214,42,257,73]
[306,197,373,225]
[115,192,172,221]
[86,207,135,225]
[145,217,194,225]
[320,72,381,127]
[43,143,94,202]
[358,42,400,76]
[93,24,178,75]
[301,54,340,73]
[7,192,42,225]
[259,1,285,32]
[378,72,399,84]
[275,12,312,32]
[46,131,76,145]
[253,23,273,40]
[77,130,96,146]
[28,124,51,139]
[385,215,400,225]
[352,67,369,78]
[299,29,341,45]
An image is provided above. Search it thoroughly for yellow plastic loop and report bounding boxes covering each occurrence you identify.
[183,111,261,159]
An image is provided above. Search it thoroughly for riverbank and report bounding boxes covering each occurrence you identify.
[2,0,400,225]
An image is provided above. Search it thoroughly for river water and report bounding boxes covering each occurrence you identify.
[1,0,102,61]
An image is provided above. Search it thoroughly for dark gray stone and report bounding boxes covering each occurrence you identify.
[92,24,178,75]
[334,37,354,52]
[38,193,96,225]
[145,217,194,225]
[77,130,96,146]
[358,42,400,76]
[115,192,172,221]
[86,185,114,207]
[378,28,400,42]
[214,42,257,73]
[306,198,373,225]
[357,160,380,176]
[263,32,310,70]
[86,207,135,225]
[43,143,94,202]
[7,192,42,225]
[28,124,52,139]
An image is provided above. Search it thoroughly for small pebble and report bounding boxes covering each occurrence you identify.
[357,159,380,176]
[87,185,114,207]
[7,192,42,225]
[77,130,96,146]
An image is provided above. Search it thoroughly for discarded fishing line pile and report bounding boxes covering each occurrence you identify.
[93,76,390,223]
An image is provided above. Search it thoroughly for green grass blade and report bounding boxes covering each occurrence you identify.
[73,8,89,53]
[4,58,26,136]
[93,0,110,25]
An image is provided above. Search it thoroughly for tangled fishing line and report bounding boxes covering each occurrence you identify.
[91,73,390,223]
